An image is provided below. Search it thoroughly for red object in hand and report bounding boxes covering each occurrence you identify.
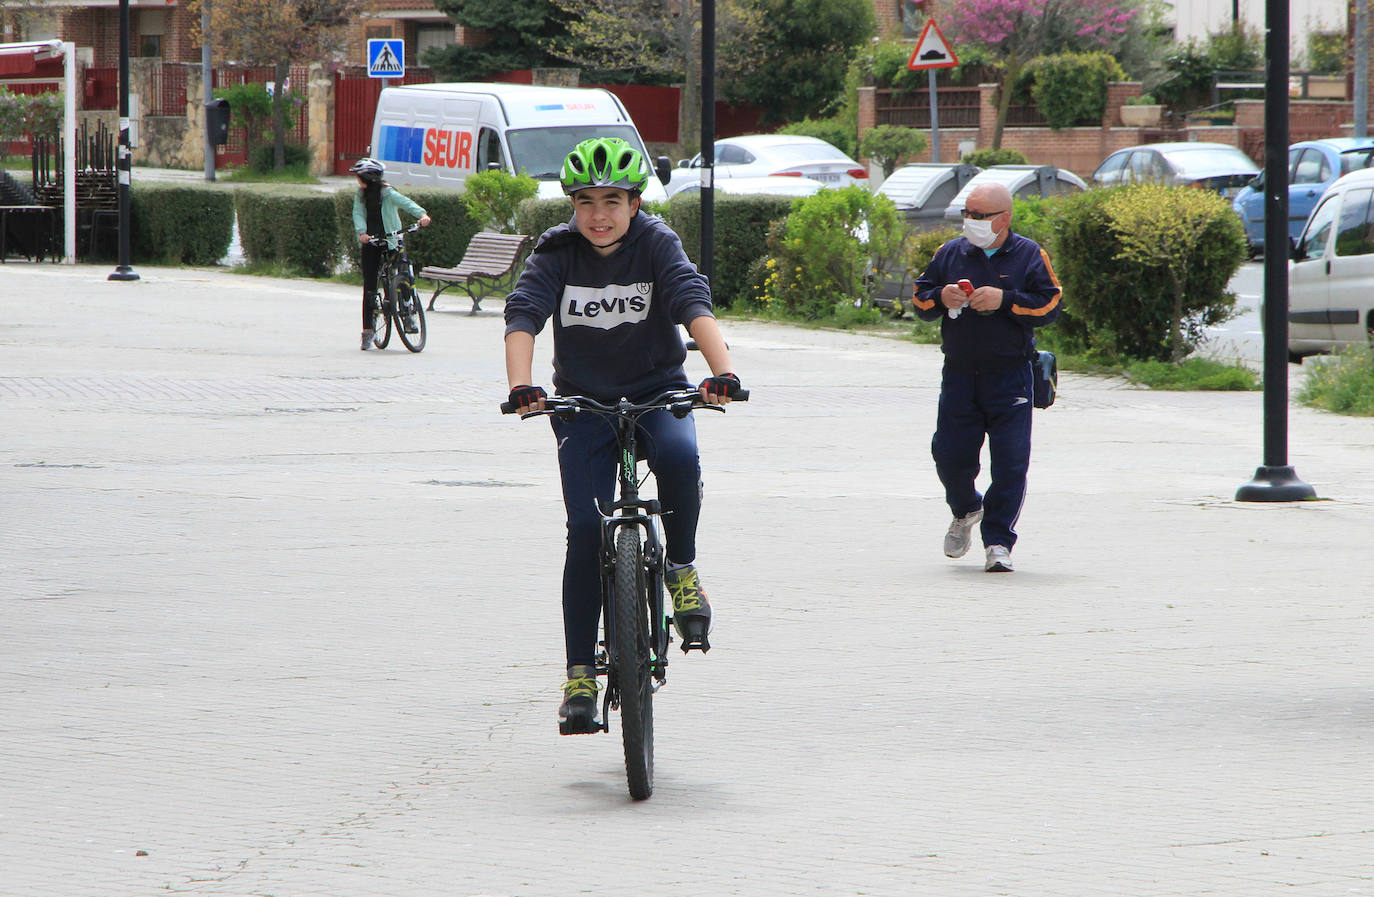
[957,279,974,296]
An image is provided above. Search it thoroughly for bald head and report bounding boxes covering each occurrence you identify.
[968,183,1013,215]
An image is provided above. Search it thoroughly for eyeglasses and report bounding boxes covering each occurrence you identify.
[961,208,1007,220]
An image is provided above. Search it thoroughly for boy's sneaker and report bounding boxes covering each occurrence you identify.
[360,330,374,350]
[665,564,712,652]
[943,508,983,558]
[985,545,1014,573]
[558,665,602,735]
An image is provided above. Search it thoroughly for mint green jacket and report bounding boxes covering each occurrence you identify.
[352,186,426,250]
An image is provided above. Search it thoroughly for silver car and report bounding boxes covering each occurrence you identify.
[1091,142,1260,197]
[1288,166,1374,359]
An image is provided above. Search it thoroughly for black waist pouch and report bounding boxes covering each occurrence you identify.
[1033,350,1057,408]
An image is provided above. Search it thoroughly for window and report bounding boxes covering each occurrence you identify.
[415,25,453,61]
[716,144,752,165]
[476,127,505,172]
[1093,151,1128,184]
[1293,148,1329,185]
[1128,151,1165,181]
[1298,194,1339,260]
[1334,188,1374,257]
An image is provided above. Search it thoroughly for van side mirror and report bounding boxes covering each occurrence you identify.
[678,158,690,169]
[655,155,671,185]
[1249,173,1264,191]
[486,161,502,171]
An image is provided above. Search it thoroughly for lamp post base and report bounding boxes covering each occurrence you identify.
[108,266,140,282]
[1235,465,1317,502]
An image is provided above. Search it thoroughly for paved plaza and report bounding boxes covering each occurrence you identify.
[2,261,1373,897]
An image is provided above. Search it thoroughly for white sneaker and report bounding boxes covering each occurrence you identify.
[985,545,1013,572]
[360,330,374,350]
[943,508,983,558]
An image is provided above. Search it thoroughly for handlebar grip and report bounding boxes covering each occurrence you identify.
[733,388,750,402]
[499,401,515,414]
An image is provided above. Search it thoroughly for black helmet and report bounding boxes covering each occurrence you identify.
[349,157,385,184]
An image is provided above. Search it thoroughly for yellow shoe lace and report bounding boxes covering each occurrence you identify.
[563,674,599,700]
[666,566,706,613]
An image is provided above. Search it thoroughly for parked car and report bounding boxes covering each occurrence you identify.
[941,165,1087,223]
[1090,142,1259,197]
[667,135,869,196]
[1231,138,1374,255]
[668,174,828,198]
[1287,166,1374,360]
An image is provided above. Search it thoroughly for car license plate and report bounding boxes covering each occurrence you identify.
[814,173,840,182]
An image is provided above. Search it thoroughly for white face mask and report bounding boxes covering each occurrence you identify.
[963,217,999,248]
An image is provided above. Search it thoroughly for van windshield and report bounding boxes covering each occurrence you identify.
[506,126,648,180]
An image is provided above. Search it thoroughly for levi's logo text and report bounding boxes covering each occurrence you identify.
[560,283,653,329]
[378,125,476,170]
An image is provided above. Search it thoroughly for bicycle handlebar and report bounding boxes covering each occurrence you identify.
[500,387,749,417]
[363,221,423,244]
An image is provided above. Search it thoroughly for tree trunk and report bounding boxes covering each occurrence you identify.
[677,7,701,157]
[272,58,289,171]
[992,53,1021,151]
[1167,266,1187,363]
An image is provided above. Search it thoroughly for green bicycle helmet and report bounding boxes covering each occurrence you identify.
[560,137,649,196]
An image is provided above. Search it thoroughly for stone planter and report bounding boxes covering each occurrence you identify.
[1119,104,1162,127]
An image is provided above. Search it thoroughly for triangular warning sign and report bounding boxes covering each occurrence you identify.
[907,20,959,71]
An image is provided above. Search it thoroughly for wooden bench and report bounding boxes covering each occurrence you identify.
[418,231,532,314]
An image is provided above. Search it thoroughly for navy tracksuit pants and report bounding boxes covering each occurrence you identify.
[551,407,701,669]
[931,361,1033,550]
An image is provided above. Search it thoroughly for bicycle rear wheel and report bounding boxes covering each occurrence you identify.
[374,282,393,349]
[394,277,427,353]
[613,525,654,800]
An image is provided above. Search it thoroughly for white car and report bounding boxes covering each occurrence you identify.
[668,135,869,196]
[1288,166,1374,359]
[667,174,828,199]
[941,165,1087,222]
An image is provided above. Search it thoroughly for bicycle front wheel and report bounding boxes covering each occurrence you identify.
[374,281,393,349]
[394,277,427,353]
[613,525,654,801]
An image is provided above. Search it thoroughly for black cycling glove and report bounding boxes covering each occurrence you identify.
[698,373,742,399]
[508,384,547,409]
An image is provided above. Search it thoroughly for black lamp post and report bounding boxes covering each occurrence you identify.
[700,0,715,285]
[1235,0,1312,501]
[109,0,139,281]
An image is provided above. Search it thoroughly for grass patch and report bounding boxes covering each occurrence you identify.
[1297,343,1374,415]
[1125,357,1259,390]
[222,164,319,184]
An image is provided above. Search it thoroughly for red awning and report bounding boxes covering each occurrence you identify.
[0,41,65,77]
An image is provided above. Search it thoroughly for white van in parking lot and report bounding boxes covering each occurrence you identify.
[369,82,670,202]
[1288,166,1374,359]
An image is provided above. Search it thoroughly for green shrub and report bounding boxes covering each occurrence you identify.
[777,117,857,159]
[1052,185,1244,362]
[247,142,312,174]
[131,186,234,266]
[1026,51,1127,129]
[1298,344,1374,415]
[464,169,538,232]
[961,148,1027,167]
[665,192,797,308]
[333,187,481,275]
[1010,196,1057,249]
[859,125,927,178]
[750,185,879,319]
[235,188,339,277]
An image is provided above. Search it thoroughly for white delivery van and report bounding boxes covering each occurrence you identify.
[369,82,671,202]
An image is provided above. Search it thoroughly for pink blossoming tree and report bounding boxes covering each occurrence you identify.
[945,0,1136,148]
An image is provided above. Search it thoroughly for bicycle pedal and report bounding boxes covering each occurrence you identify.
[558,716,604,736]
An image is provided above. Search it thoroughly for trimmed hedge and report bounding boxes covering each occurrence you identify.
[234,188,339,276]
[514,197,573,243]
[332,187,482,275]
[131,185,234,266]
[663,192,797,308]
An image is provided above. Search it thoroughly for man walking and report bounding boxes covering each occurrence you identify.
[912,183,1061,572]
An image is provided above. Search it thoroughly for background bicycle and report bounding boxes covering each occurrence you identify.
[366,222,426,353]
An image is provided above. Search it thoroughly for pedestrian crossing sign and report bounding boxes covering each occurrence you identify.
[368,39,405,79]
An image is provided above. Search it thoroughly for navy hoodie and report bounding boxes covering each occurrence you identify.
[504,211,715,402]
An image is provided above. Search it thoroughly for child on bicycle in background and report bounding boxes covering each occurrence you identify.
[503,136,744,734]
[349,158,431,350]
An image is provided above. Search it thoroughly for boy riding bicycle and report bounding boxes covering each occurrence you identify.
[503,137,744,734]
